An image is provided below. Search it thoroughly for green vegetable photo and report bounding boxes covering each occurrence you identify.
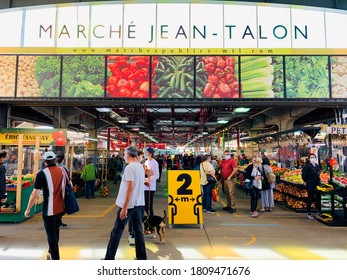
[285,56,329,98]
[62,56,105,98]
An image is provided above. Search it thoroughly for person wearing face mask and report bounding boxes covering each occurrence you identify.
[302,153,322,220]
[104,146,147,260]
[244,157,263,218]
[200,154,217,213]
[144,146,159,216]
[221,150,238,213]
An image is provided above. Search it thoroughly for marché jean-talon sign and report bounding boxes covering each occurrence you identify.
[0,1,347,54]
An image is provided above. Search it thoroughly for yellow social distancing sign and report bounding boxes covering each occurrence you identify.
[167,170,203,228]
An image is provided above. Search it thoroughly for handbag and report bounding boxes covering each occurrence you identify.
[62,168,79,215]
[268,172,276,184]
[244,179,253,190]
[201,163,217,184]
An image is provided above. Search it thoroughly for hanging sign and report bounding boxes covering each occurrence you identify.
[0,128,67,146]
[326,125,347,135]
[167,170,203,227]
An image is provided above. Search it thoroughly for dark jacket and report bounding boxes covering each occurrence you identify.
[302,163,321,191]
[244,164,270,190]
[0,164,6,200]
[244,164,256,181]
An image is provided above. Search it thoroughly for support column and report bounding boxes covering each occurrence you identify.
[0,105,8,128]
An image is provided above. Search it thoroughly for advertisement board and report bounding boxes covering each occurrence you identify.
[0,2,347,55]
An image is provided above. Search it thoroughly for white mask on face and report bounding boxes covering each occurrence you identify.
[224,155,231,160]
[310,158,316,164]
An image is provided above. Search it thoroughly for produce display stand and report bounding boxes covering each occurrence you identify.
[0,134,39,222]
[316,186,347,226]
[273,180,313,212]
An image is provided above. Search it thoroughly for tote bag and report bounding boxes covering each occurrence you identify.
[62,168,79,215]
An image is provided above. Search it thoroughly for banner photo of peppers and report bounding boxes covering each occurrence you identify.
[196,56,239,99]
[0,55,16,97]
[240,56,284,98]
[331,56,347,98]
[285,56,329,98]
[16,56,61,98]
[152,56,194,99]
[106,56,150,98]
[62,56,105,98]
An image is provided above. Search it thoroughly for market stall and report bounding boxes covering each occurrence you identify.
[0,128,67,222]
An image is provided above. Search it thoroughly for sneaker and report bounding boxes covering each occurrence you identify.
[128,236,135,245]
[228,208,236,213]
[251,211,259,218]
[259,208,265,212]
[307,214,314,220]
[60,223,67,228]
[206,209,217,213]
[46,253,52,260]
[223,206,231,211]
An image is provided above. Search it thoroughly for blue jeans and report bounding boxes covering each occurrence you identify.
[42,213,63,260]
[85,180,95,198]
[105,206,147,260]
[249,187,260,212]
[202,182,214,211]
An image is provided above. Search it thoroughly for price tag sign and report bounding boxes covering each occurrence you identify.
[167,170,203,227]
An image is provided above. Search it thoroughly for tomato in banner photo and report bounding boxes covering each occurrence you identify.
[106,56,150,98]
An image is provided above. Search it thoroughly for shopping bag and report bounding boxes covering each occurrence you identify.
[65,184,79,215]
[212,186,219,202]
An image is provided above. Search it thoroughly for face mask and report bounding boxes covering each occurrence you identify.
[224,155,231,160]
[310,158,316,164]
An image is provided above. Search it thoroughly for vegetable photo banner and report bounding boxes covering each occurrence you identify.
[1,1,347,55]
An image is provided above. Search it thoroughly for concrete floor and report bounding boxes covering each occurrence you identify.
[1,170,347,260]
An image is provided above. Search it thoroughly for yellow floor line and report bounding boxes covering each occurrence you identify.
[32,204,116,219]
[275,246,327,260]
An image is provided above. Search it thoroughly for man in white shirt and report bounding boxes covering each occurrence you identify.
[144,146,160,216]
[104,146,147,260]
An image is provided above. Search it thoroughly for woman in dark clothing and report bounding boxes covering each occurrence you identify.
[301,153,321,220]
[0,152,8,207]
[193,155,202,170]
[244,157,263,218]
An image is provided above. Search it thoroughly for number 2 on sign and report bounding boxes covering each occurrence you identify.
[177,173,192,195]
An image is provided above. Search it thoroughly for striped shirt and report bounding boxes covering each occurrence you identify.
[34,165,66,216]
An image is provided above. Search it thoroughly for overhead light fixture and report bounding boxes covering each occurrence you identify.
[202,127,209,135]
[217,118,229,124]
[233,107,250,113]
[117,117,129,124]
[96,108,111,113]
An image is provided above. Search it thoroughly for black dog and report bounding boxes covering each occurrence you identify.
[143,210,166,244]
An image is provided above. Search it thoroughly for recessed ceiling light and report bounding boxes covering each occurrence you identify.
[217,118,229,124]
[233,107,250,113]
[117,117,129,124]
[96,108,111,113]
